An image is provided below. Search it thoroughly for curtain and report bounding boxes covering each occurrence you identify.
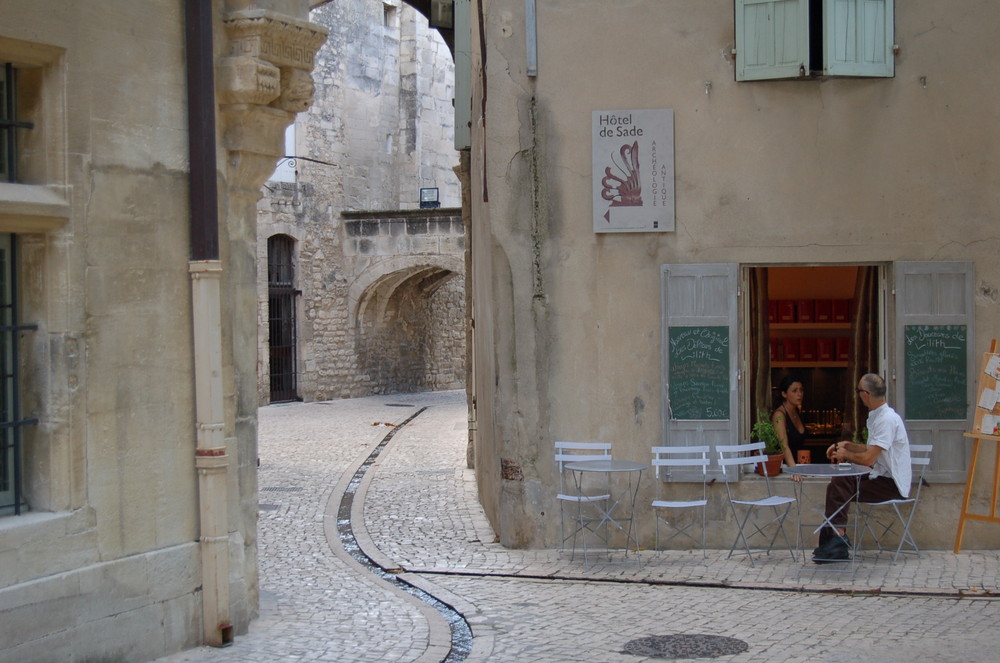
[748,268,771,428]
[846,266,879,440]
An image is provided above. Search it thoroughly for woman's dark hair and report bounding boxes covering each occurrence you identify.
[774,374,804,408]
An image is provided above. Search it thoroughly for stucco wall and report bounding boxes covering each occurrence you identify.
[470,1,1000,550]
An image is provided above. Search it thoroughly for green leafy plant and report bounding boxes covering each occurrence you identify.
[852,428,869,444]
[751,410,783,456]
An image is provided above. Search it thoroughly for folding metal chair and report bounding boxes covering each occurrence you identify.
[858,443,932,564]
[651,445,710,555]
[554,441,612,561]
[717,442,797,567]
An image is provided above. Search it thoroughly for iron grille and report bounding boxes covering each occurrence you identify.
[268,235,298,402]
[0,234,38,515]
[1,63,34,183]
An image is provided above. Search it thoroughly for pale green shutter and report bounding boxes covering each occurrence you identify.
[825,0,894,77]
[736,0,809,81]
[661,264,738,479]
[894,262,974,483]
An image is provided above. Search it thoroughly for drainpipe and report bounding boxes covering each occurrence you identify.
[185,0,233,648]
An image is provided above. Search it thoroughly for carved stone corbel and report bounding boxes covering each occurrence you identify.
[219,8,328,196]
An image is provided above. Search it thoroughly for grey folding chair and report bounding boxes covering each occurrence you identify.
[717,442,797,567]
[554,441,612,561]
[651,445,710,556]
[858,443,932,564]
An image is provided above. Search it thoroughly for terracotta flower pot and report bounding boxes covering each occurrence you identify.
[755,454,784,477]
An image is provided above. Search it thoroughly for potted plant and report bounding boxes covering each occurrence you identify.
[751,411,784,476]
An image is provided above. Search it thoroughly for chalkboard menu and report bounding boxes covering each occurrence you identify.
[904,325,967,420]
[668,326,730,420]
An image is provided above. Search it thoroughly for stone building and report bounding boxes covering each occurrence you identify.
[256,0,465,404]
[467,1,1000,553]
[0,1,330,660]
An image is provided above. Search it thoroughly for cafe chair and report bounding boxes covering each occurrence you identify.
[857,443,933,564]
[717,442,797,567]
[554,441,613,561]
[651,445,710,556]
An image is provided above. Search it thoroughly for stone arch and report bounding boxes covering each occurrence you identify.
[350,256,465,393]
[349,255,464,328]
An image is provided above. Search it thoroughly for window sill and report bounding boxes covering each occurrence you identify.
[0,182,70,233]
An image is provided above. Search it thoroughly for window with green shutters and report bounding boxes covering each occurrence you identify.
[736,0,894,81]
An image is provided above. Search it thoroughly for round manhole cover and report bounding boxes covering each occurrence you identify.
[623,634,749,659]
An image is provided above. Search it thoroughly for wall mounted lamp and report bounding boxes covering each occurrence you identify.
[419,187,441,209]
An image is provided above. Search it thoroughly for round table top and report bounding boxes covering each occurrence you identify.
[564,459,647,473]
[784,462,870,477]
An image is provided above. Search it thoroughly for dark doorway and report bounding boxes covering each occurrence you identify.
[268,234,298,402]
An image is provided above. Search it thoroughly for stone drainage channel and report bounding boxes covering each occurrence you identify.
[336,406,473,663]
[335,404,751,661]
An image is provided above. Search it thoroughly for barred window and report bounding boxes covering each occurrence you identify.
[0,233,37,515]
[1,63,34,183]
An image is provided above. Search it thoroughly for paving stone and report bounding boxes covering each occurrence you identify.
[156,390,1000,663]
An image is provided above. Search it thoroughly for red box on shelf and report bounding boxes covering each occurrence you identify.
[799,338,817,361]
[776,300,796,323]
[768,300,777,323]
[796,299,815,323]
[833,299,851,322]
[770,338,778,361]
[814,299,833,322]
[836,337,851,361]
[817,338,835,361]
[782,337,799,361]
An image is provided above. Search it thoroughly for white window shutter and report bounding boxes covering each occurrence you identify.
[894,261,975,483]
[661,264,738,480]
[825,0,894,77]
[736,0,809,81]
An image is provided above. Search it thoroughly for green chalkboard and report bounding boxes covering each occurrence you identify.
[668,326,730,420]
[904,325,967,420]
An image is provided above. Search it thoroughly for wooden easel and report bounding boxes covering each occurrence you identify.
[954,339,1000,552]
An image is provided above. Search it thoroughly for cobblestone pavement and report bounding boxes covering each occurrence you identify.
[158,390,1000,663]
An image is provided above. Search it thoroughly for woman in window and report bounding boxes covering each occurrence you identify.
[772,375,808,469]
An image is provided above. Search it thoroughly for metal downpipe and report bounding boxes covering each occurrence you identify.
[185,0,233,647]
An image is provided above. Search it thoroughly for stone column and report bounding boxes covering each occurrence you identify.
[209,4,327,640]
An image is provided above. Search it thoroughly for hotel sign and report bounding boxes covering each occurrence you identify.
[592,108,674,233]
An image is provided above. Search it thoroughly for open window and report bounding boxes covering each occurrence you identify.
[735,0,894,81]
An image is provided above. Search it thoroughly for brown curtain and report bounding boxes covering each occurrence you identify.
[749,268,771,427]
[846,266,879,439]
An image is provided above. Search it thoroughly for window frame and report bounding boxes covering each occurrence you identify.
[735,0,895,81]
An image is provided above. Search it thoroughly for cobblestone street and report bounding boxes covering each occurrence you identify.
[158,390,1000,662]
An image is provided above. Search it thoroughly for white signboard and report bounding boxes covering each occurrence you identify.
[592,108,674,233]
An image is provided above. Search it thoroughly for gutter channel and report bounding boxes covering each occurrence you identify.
[337,406,473,662]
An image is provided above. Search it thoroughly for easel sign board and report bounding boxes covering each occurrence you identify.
[954,342,1000,553]
[972,352,1000,436]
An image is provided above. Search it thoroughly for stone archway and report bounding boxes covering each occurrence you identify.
[352,258,465,393]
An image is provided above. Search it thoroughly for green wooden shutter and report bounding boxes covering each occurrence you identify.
[661,264,738,480]
[736,0,809,81]
[825,0,894,77]
[894,261,974,483]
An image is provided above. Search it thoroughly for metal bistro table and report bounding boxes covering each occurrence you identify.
[784,462,870,569]
[564,459,647,564]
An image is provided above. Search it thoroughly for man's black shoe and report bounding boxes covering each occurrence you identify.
[813,545,851,564]
[813,537,851,564]
[813,534,850,557]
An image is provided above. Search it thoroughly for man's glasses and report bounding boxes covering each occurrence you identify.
[855,388,869,395]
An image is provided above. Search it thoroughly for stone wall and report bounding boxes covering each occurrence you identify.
[256,0,464,404]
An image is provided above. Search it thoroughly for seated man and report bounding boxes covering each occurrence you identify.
[814,373,912,563]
